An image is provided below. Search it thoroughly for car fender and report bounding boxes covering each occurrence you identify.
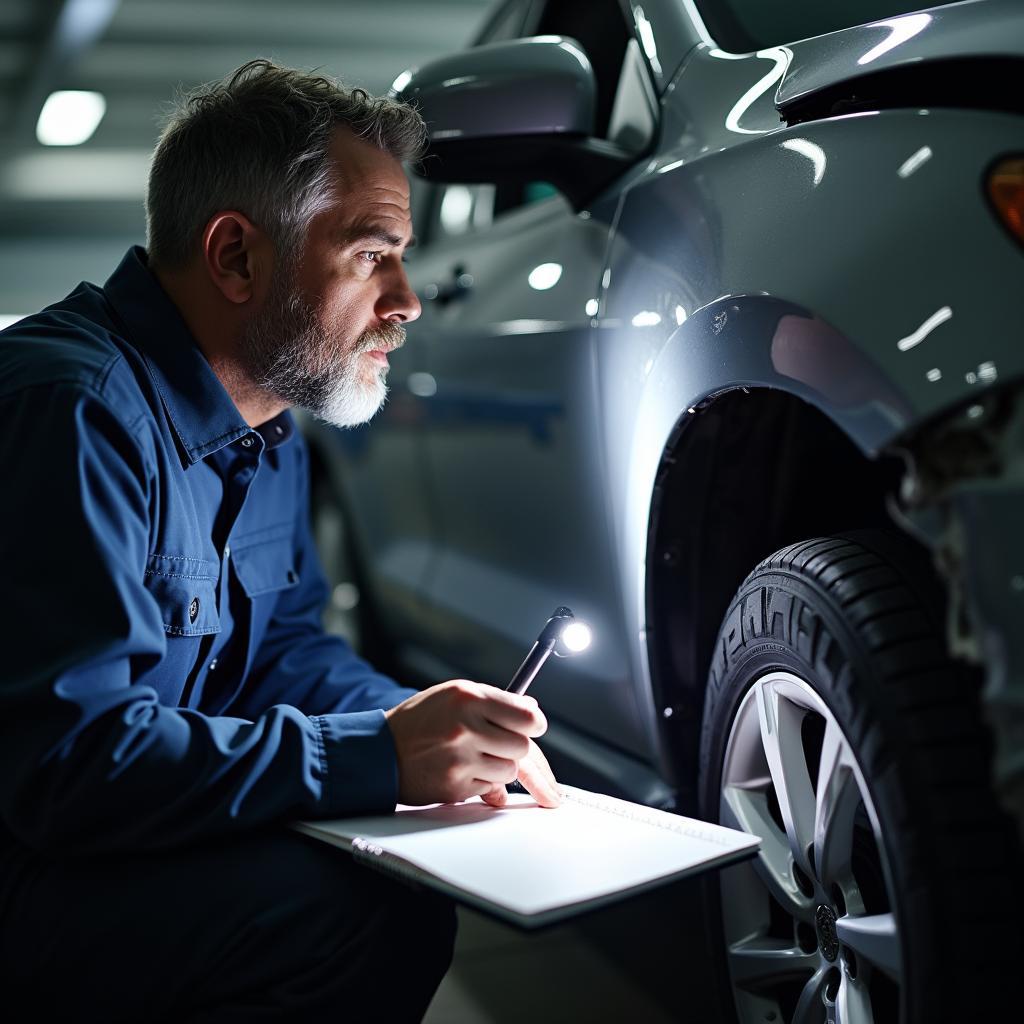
[594,292,903,753]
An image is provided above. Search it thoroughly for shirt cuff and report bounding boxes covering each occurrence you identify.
[311,709,400,816]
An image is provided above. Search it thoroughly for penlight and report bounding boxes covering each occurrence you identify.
[506,606,592,695]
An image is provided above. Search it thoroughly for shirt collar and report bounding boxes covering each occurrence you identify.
[102,246,293,464]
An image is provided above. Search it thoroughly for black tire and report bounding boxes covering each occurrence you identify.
[698,531,1021,1023]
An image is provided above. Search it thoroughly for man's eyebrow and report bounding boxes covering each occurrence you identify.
[342,224,416,249]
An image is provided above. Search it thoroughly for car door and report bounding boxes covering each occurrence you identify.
[403,0,662,757]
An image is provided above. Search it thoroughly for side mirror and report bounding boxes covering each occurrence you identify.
[392,36,633,208]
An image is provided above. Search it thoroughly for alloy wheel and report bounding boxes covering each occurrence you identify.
[718,671,902,1023]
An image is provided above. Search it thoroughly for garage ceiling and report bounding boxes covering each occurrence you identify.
[0,0,493,312]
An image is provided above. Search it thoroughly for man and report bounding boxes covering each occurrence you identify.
[0,60,559,1022]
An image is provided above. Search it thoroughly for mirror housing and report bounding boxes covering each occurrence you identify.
[391,36,633,208]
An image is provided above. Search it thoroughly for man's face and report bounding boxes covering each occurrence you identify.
[242,128,420,427]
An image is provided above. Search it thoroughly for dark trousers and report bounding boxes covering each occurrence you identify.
[0,830,456,1022]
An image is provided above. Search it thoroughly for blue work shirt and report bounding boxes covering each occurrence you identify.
[0,246,415,860]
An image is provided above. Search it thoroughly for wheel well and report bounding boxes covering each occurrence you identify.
[646,388,907,811]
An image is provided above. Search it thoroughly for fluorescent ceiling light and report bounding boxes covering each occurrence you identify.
[36,91,107,146]
[3,150,150,199]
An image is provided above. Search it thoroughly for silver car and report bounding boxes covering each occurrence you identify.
[303,1,1024,1020]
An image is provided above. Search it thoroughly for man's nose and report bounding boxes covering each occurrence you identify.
[376,266,421,324]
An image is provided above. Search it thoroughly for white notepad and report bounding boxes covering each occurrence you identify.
[294,785,760,928]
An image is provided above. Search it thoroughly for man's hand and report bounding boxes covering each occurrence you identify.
[481,738,560,809]
[384,680,559,807]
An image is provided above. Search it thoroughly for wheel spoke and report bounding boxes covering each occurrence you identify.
[723,785,814,921]
[836,912,901,982]
[728,936,818,990]
[813,720,862,887]
[835,971,875,1024]
[792,966,829,1024]
[756,679,816,873]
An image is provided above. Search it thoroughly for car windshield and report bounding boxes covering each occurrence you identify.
[695,0,963,52]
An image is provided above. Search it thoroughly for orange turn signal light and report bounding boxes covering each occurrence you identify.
[988,156,1024,245]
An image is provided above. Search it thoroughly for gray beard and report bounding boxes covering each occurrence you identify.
[241,276,406,429]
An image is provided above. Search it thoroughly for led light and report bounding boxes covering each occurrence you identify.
[36,90,106,146]
[407,372,437,397]
[585,298,599,317]
[390,69,413,95]
[439,185,473,235]
[988,157,1024,246]
[631,311,661,327]
[896,306,952,352]
[560,621,592,653]
[528,263,563,290]
[898,145,932,179]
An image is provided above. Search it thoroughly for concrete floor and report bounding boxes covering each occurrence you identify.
[424,878,727,1023]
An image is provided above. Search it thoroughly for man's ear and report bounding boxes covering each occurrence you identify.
[201,211,268,305]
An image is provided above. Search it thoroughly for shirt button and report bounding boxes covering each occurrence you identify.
[274,424,284,436]
[241,436,255,448]
[208,658,218,671]
[188,597,200,623]
[224,545,231,559]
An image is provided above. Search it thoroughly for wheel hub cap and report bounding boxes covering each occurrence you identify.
[815,904,840,962]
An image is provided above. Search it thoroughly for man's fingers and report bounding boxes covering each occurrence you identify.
[474,717,532,761]
[518,743,561,808]
[475,752,519,785]
[480,784,508,808]
[472,686,547,737]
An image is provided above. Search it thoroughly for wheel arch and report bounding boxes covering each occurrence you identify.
[634,302,914,810]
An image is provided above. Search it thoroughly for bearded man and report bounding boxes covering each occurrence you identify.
[0,60,559,1022]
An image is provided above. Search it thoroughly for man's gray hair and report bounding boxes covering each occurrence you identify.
[146,59,427,269]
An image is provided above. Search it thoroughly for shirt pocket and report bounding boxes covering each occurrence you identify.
[143,554,221,636]
[231,524,300,599]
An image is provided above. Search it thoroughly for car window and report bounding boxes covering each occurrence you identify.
[696,0,963,53]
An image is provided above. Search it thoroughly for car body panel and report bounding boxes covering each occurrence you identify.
[775,0,1024,110]
[400,191,663,759]
[609,57,1024,445]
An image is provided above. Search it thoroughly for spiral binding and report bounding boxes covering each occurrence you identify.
[350,836,424,889]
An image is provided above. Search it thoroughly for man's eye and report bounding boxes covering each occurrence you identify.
[361,251,383,264]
